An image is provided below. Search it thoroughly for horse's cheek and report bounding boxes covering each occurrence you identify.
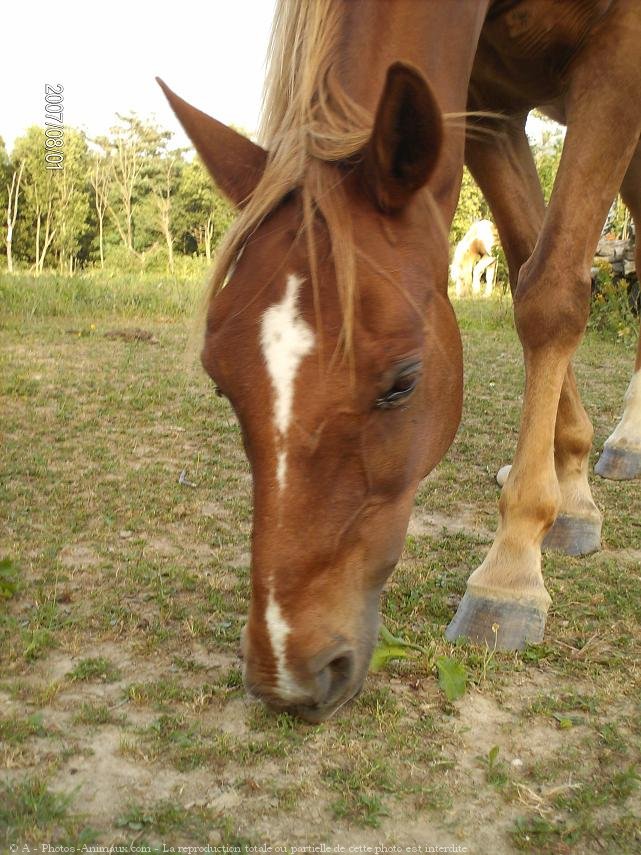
[418,297,464,476]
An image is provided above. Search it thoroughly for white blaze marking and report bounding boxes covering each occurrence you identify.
[260,273,315,489]
[606,369,641,450]
[258,273,315,699]
[265,591,300,700]
[276,451,287,489]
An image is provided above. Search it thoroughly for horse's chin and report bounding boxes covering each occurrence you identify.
[289,680,366,724]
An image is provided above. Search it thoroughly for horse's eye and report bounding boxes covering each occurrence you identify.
[376,366,420,409]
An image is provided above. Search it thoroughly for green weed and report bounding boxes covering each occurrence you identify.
[68,657,122,683]
[0,778,94,846]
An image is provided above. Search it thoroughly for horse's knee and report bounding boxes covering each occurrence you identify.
[513,257,591,351]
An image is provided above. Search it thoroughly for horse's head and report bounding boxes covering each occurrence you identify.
[159,64,462,722]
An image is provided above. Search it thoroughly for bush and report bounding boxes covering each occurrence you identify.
[589,259,639,348]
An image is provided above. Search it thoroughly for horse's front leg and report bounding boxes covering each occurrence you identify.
[446,314,568,647]
[466,117,602,559]
[596,144,641,481]
[448,22,641,649]
[541,365,602,556]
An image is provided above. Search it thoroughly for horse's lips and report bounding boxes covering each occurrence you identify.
[293,682,364,724]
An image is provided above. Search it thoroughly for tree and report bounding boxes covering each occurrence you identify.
[149,148,185,272]
[51,128,91,273]
[451,167,489,246]
[89,152,110,268]
[3,116,240,273]
[1,137,22,273]
[5,161,24,273]
[0,138,10,250]
[176,157,234,260]
[95,114,171,256]
[532,125,564,204]
[13,128,58,273]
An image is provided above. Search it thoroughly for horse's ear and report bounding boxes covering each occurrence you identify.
[358,62,443,213]
[156,78,267,208]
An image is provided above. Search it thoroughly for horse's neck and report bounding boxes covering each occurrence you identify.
[338,1,487,114]
[337,0,489,217]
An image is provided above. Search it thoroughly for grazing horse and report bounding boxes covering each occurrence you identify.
[451,219,498,298]
[159,0,641,722]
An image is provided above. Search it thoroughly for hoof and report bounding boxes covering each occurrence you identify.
[542,513,601,556]
[595,445,641,481]
[445,591,547,650]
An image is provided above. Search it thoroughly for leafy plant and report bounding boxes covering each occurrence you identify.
[590,259,638,347]
[331,792,389,828]
[478,744,509,788]
[0,557,20,600]
[370,626,468,701]
[435,656,468,702]
[68,657,122,683]
[369,626,424,671]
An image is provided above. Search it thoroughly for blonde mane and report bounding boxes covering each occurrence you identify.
[205,0,374,356]
[203,0,483,354]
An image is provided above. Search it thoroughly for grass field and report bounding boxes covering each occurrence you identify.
[1,273,640,853]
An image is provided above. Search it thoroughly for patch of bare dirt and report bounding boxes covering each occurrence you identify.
[432,674,590,854]
[455,684,567,773]
[51,728,161,817]
[408,507,493,541]
[143,536,180,557]
[227,550,251,570]
[4,634,626,852]
[104,328,160,345]
[216,697,250,737]
[200,501,226,518]
[58,544,101,569]
[616,548,641,564]
[206,569,241,592]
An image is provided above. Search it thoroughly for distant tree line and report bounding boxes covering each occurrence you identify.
[452,120,631,249]
[0,114,235,275]
[4,113,628,279]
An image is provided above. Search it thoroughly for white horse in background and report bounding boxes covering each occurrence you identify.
[451,219,498,298]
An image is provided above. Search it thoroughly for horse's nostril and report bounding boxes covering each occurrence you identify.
[316,649,355,707]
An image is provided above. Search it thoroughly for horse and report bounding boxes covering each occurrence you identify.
[451,219,498,298]
[158,0,641,722]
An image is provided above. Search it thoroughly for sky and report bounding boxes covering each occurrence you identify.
[5,0,555,155]
[4,0,277,153]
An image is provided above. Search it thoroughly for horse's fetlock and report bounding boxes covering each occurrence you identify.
[556,427,593,462]
[500,481,560,532]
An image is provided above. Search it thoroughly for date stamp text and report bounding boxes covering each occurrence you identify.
[44,83,64,170]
